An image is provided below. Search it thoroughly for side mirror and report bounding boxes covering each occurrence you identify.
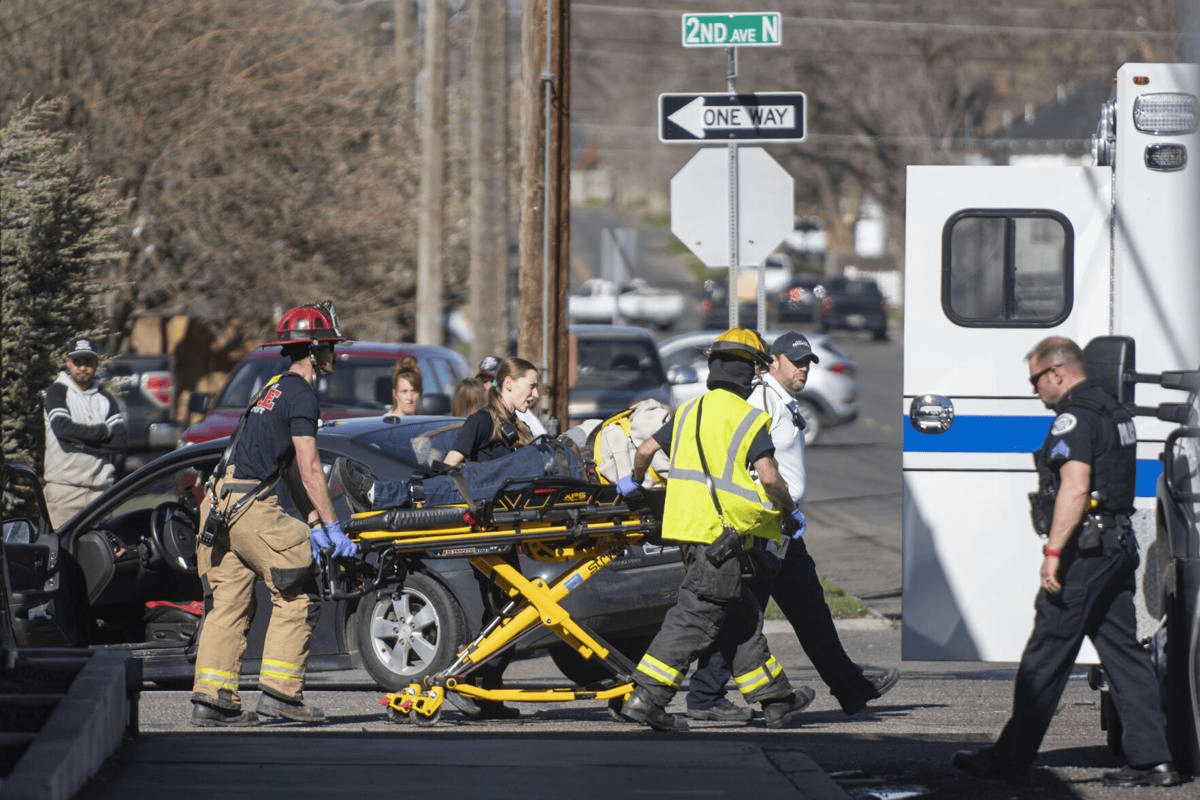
[667,365,699,386]
[1084,336,1136,405]
[187,392,211,416]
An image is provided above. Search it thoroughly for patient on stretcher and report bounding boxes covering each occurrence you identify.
[333,436,586,513]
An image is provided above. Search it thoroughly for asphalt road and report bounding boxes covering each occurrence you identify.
[82,328,1195,799]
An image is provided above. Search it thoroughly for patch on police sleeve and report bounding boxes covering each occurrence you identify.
[1050,440,1071,461]
[1050,413,1077,436]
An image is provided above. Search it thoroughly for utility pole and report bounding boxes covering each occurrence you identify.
[469,0,509,367]
[392,0,414,108]
[416,0,447,345]
[518,0,569,432]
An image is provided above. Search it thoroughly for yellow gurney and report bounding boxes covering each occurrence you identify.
[336,476,665,725]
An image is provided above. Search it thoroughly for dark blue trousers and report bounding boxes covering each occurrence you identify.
[688,537,876,712]
[993,530,1171,769]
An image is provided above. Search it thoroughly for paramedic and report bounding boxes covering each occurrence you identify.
[43,335,126,527]
[191,302,357,727]
[616,328,814,731]
[687,331,900,722]
[953,336,1178,788]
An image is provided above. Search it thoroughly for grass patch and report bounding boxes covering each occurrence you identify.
[641,211,671,228]
[764,577,872,620]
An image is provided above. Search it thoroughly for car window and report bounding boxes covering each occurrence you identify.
[423,357,458,396]
[2,467,46,543]
[318,363,394,410]
[661,344,708,376]
[215,358,289,409]
[574,337,667,391]
[101,462,212,522]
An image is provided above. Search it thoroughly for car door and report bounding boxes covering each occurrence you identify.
[1,463,74,646]
[902,165,1112,662]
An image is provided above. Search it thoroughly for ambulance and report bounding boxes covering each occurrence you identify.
[902,62,1200,764]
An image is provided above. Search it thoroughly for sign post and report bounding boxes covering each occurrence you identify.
[666,11,798,329]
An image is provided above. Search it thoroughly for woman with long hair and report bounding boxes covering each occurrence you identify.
[442,357,538,467]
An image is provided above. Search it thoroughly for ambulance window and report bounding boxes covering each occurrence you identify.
[942,211,1072,327]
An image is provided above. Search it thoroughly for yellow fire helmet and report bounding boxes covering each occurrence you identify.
[707,328,770,366]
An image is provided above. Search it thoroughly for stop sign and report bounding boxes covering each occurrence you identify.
[670,147,794,267]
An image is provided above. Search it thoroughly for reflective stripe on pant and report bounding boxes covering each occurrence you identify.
[633,542,792,708]
[192,483,318,708]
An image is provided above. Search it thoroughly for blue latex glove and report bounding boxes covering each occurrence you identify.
[309,524,332,561]
[325,520,359,559]
[787,509,807,539]
[615,475,641,498]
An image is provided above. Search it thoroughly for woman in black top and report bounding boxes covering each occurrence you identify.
[443,357,539,466]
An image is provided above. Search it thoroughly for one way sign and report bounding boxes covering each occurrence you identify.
[659,92,806,144]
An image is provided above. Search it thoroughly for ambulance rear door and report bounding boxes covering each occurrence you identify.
[903,165,1112,662]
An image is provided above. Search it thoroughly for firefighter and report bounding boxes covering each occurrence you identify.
[615,328,815,731]
[190,302,358,727]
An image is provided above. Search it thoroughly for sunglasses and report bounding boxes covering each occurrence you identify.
[1028,363,1064,391]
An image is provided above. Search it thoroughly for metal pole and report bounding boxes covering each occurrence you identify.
[726,47,739,330]
[541,0,553,401]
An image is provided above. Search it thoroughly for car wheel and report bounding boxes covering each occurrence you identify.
[795,399,821,446]
[549,635,653,686]
[355,573,466,691]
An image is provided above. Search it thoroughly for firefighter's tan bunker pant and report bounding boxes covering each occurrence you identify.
[192,474,319,710]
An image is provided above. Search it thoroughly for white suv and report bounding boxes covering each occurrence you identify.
[658,330,859,445]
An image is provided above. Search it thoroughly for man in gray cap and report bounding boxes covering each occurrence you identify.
[686,330,899,721]
[43,335,126,526]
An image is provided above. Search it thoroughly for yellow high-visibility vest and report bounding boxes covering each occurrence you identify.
[661,389,781,544]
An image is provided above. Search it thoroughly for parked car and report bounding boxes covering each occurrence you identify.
[182,342,471,444]
[567,325,673,425]
[776,275,825,323]
[0,415,682,691]
[819,276,889,340]
[657,330,859,445]
[699,279,756,329]
[98,354,182,477]
[568,278,686,330]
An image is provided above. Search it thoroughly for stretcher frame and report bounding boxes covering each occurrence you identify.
[341,477,665,725]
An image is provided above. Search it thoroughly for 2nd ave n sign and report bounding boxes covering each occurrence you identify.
[658,93,806,143]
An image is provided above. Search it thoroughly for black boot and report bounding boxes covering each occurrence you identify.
[620,687,688,732]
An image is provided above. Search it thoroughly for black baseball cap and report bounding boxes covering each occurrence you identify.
[67,336,101,360]
[769,332,820,364]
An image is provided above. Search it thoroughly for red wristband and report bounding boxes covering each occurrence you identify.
[1042,546,1062,557]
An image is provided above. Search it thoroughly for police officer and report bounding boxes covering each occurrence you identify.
[615,328,815,731]
[191,302,358,727]
[687,332,899,722]
[953,337,1178,788]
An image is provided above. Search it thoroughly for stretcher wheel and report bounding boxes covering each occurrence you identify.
[386,705,407,724]
[409,707,442,726]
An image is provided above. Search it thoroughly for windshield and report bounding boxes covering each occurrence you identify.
[215,358,400,411]
[573,337,667,392]
[351,419,464,470]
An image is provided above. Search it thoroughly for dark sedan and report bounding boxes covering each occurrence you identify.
[1,416,681,691]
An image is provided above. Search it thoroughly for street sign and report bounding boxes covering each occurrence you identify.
[681,12,781,48]
[659,92,806,143]
[670,147,793,268]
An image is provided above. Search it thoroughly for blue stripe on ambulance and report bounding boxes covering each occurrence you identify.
[903,414,1162,497]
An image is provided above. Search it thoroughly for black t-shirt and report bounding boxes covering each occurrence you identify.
[231,372,319,480]
[450,408,516,463]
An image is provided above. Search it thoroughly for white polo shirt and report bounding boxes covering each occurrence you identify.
[749,370,806,504]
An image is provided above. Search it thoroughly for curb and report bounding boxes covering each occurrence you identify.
[2,650,138,800]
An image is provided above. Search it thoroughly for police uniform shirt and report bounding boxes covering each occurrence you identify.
[1040,379,1137,513]
[232,372,319,481]
[451,408,516,463]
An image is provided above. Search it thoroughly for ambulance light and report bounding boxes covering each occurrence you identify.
[1132,93,1199,135]
[1144,144,1187,172]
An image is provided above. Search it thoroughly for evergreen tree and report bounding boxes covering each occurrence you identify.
[1,98,120,472]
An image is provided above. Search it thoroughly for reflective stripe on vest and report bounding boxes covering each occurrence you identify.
[661,390,780,544]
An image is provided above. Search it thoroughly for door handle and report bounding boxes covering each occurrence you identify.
[909,394,954,434]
